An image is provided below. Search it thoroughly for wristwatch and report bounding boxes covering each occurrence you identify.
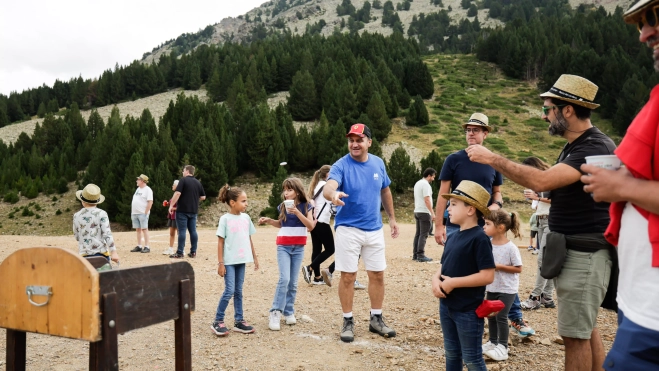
[494,201,503,208]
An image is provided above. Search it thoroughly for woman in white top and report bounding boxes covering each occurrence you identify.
[520,157,555,310]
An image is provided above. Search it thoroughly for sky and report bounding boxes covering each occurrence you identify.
[0,0,268,96]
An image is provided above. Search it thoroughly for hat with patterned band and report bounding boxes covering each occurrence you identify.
[462,113,491,130]
[623,0,658,23]
[76,184,105,205]
[441,180,491,217]
[539,74,600,109]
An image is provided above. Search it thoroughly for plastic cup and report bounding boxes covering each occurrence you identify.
[283,200,294,210]
[585,155,621,171]
[523,189,533,200]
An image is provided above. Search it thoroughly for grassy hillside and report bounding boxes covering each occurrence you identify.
[0,54,623,235]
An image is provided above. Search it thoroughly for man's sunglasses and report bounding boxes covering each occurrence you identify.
[542,105,566,115]
[636,5,659,32]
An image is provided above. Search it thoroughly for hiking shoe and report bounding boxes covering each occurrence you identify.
[484,344,509,361]
[130,246,142,252]
[541,294,556,308]
[429,232,434,236]
[187,252,196,258]
[269,311,281,331]
[521,295,541,310]
[340,317,355,343]
[321,268,333,287]
[141,246,150,253]
[210,321,229,337]
[302,265,312,284]
[369,314,396,338]
[162,247,174,255]
[233,320,255,334]
[169,253,184,259]
[510,318,535,337]
[416,256,433,262]
[531,249,539,255]
[312,279,325,285]
[482,341,496,353]
[354,280,366,290]
[527,245,535,251]
[285,314,297,325]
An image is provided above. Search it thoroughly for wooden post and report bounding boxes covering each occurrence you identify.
[101,292,119,371]
[174,279,192,371]
[6,329,26,371]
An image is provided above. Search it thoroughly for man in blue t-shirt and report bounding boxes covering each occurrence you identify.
[324,123,399,343]
[434,113,503,246]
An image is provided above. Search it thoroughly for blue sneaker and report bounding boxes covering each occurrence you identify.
[510,318,535,337]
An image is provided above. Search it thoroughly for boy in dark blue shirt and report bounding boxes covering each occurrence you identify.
[432,180,495,371]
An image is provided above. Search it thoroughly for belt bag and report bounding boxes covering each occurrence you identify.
[564,233,610,253]
[541,231,567,279]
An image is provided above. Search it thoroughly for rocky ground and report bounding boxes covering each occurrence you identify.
[0,224,617,370]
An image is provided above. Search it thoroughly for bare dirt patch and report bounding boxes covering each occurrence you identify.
[0,224,616,370]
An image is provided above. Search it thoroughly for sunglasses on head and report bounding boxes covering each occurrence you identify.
[636,5,659,32]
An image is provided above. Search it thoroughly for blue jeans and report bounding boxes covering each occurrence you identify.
[439,301,487,371]
[508,294,523,321]
[176,212,198,255]
[214,264,245,323]
[271,245,305,316]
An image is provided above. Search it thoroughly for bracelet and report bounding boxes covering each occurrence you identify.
[217,262,224,265]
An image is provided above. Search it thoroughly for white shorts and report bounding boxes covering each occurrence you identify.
[335,226,386,273]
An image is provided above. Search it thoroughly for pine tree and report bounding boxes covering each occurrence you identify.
[206,67,223,102]
[366,92,391,141]
[37,102,47,118]
[288,70,320,121]
[268,165,288,210]
[387,146,418,193]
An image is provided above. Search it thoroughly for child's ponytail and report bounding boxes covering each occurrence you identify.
[307,165,331,199]
[484,209,521,238]
[218,184,244,206]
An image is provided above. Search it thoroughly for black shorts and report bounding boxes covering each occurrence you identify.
[167,219,177,228]
[530,230,538,238]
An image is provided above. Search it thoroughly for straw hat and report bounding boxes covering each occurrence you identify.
[136,174,149,183]
[76,184,105,204]
[623,0,657,23]
[441,180,491,216]
[539,74,600,109]
[462,113,491,130]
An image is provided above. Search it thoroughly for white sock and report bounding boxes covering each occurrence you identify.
[371,309,382,316]
[343,312,353,318]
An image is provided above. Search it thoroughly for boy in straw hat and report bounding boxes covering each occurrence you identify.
[466,74,617,371]
[431,180,495,371]
[579,4,659,369]
[73,184,120,263]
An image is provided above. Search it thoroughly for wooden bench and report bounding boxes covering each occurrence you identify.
[0,247,195,370]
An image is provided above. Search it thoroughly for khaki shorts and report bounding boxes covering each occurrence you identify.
[334,226,386,272]
[555,248,612,339]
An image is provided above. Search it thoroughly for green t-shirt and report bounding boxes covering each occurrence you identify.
[529,213,538,232]
[216,213,256,265]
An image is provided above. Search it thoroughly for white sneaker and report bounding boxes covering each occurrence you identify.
[285,314,297,325]
[162,247,174,255]
[321,268,333,287]
[482,341,496,353]
[484,344,509,361]
[269,311,281,331]
[354,280,366,290]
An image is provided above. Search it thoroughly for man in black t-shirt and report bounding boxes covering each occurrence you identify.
[466,74,616,371]
[168,165,206,259]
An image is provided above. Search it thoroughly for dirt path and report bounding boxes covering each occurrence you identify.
[0,224,617,370]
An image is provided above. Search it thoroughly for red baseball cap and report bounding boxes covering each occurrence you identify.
[346,123,372,139]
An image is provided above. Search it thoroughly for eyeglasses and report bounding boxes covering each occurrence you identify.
[541,105,566,116]
[637,5,659,32]
[464,128,483,134]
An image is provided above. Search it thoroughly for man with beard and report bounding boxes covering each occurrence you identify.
[579,4,659,369]
[466,74,617,371]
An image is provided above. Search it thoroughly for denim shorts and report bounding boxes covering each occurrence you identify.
[131,214,149,229]
[604,310,659,370]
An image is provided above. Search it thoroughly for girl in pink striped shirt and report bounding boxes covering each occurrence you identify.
[259,177,315,330]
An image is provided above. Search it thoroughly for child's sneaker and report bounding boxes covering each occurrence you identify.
[510,318,535,337]
[233,320,255,334]
[484,344,508,361]
[285,314,297,325]
[354,280,366,290]
[301,265,312,284]
[482,341,496,353]
[521,295,541,310]
[141,246,150,253]
[269,310,281,331]
[531,249,539,255]
[321,268,333,287]
[210,321,229,336]
[527,245,534,251]
[162,247,174,255]
[312,278,325,285]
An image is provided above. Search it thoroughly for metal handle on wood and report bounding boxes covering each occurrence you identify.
[26,286,52,307]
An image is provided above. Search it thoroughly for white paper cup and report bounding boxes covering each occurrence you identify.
[585,155,621,171]
[283,200,294,209]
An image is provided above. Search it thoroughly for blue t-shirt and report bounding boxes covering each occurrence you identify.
[329,154,391,232]
[440,149,503,228]
[439,226,495,311]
